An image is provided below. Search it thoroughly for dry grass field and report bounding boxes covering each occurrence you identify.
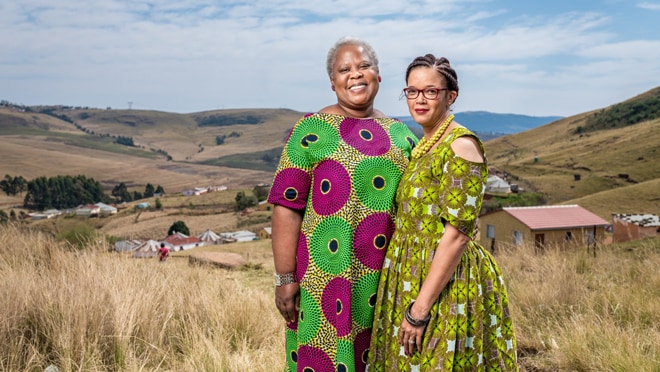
[1,222,658,371]
[1,90,659,370]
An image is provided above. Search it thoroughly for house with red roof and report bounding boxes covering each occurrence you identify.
[161,232,202,252]
[478,205,610,251]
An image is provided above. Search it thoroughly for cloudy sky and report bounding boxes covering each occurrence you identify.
[2,0,659,118]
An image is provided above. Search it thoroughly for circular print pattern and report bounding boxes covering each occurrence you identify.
[321,277,352,337]
[270,168,311,207]
[285,328,298,372]
[335,339,355,372]
[311,159,351,216]
[389,121,418,151]
[286,116,339,167]
[351,272,381,328]
[296,232,309,281]
[353,158,401,211]
[297,345,334,372]
[353,212,394,270]
[297,287,322,344]
[309,217,353,275]
[339,117,390,156]
[354,328,373,371]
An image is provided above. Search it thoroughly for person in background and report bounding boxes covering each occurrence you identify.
[367,54,518,371]
[158,243,169,262]
[267,36,418,372]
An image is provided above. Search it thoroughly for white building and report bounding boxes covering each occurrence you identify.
[220,230,257,242]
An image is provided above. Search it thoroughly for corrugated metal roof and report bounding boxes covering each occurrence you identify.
[612,213,660,227]
[503,205,610,230]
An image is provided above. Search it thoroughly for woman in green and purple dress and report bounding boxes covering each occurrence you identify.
[367,54,518,371]
[267,37,417,372]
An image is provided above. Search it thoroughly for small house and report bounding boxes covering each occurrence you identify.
[197,229,221,244]
[95,202,117,216]
[116,239,143,252]
[486,175,511,194]
[478,204,609,251]
[162,232,202,252]
[76,204,101,217]
[132,240,161,258]
[220,230,257,242]
[611,213,660,243]
[259,227,272,240]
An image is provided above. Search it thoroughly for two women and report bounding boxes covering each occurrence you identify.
[367,54,518,371]
[269,38,518,371]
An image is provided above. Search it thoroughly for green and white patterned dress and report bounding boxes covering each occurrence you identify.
[367,127,518,371]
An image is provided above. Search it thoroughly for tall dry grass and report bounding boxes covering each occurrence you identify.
[499,239,660,371]
[0,223,283,371]
[1,222,659,371]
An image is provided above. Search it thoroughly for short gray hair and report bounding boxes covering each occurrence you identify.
[326,36,379,78]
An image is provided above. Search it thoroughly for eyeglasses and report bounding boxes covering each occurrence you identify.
[401,87,448,100]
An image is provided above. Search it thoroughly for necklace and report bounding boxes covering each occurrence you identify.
[411,114,454,159]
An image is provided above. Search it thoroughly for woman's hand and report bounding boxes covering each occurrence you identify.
[399,317,426,356]
[275,283,300,323]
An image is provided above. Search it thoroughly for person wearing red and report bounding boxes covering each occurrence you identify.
[158,243,169,262]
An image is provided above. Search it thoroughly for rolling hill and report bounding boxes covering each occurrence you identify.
[1,87,658,220]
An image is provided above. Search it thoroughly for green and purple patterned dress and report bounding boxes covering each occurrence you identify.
[367,127,518,371]
[267,113,417,372]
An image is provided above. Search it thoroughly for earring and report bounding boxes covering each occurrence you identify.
[331,85,335,91]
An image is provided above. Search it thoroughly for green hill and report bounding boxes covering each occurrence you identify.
[1,87,658,219]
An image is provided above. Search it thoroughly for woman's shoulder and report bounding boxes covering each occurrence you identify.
[446,125,486,163]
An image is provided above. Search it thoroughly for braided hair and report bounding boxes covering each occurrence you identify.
[405,54,459,96]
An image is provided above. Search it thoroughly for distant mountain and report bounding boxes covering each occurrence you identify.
[396,111,563,139]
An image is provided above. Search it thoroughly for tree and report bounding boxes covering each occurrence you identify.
[154,198,162,209]
[168,220,190,236]
[235,191,257,211]
[155,185,165,195]
[144,183,155,198]
[0,175,27,196]
[0,210,7,224]
[112,182,132,203]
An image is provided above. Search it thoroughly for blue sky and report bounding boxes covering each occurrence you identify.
[1,0,659,118]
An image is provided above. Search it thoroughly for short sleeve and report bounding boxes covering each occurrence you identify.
[267,116,315,210]
[435,136,488,237]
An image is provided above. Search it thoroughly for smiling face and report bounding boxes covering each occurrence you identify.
[329,44,380,115]
[406,66,457,130]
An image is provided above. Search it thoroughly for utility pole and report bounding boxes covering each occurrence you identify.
[128,101,133,110]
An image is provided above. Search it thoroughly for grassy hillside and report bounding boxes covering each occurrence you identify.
[0,107,303,207]
[484,86,660,219]
[1,86,658,220]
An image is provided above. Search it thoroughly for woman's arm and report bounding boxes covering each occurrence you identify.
[410,223,470,317]
[271,204,303,323]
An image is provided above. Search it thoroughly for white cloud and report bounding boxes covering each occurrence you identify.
[0,1,658,116]
[637,2,660,10]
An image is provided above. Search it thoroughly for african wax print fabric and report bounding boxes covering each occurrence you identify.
[367,127,518,371]
[268,113,417,372]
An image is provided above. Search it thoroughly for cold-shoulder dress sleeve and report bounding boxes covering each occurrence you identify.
[432,127,488,237]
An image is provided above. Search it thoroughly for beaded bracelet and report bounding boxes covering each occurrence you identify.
[404,301,431,327]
